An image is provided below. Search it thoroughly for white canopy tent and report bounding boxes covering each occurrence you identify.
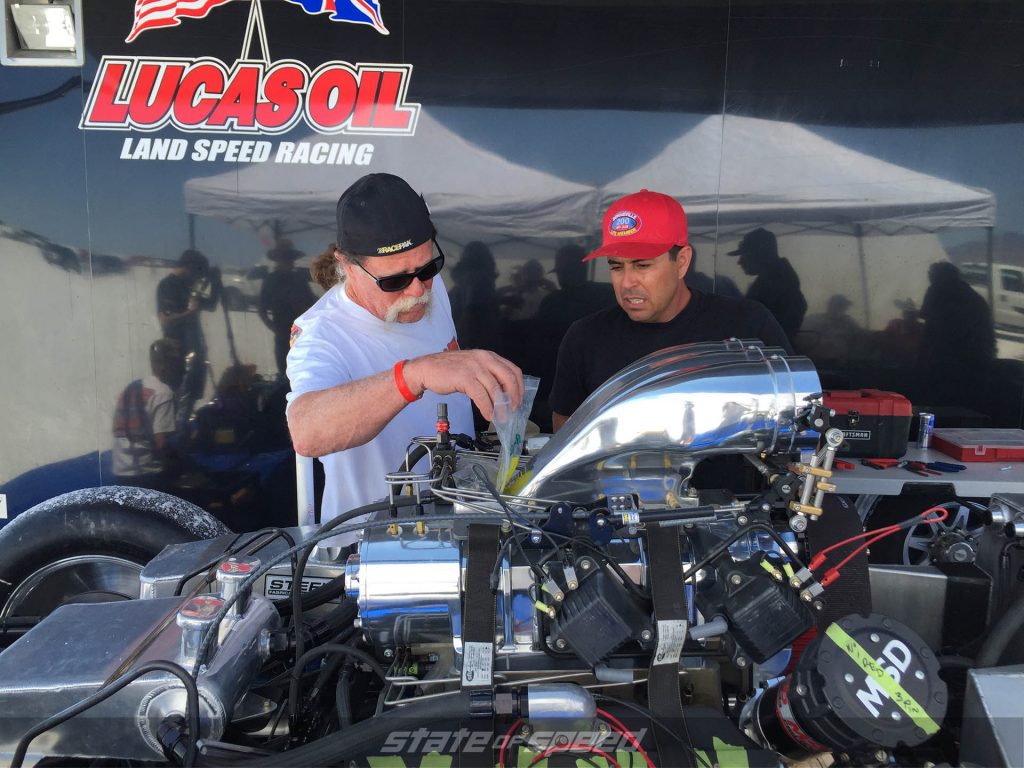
[597,114,996,329]
[183,109,599,249]
[602,114,995,232]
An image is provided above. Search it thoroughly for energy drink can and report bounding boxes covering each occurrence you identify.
[918,412,935,449]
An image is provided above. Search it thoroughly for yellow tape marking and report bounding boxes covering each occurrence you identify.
[712,736,751,768]
[825,623,939,735]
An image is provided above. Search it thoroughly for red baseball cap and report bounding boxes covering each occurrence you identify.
[583,190,688,262]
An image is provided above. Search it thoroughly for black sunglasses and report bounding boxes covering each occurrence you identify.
[356,241,446,293]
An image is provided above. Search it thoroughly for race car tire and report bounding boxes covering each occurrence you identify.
[0,486,230,628]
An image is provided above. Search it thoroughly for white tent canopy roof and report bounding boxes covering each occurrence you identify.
[603,114,995,231]
[185,111,996,244]
[184,110,599,245]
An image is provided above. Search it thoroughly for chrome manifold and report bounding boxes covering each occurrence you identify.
[518,340,820,503]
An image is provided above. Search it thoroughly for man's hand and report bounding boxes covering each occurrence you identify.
[405,350,523,422]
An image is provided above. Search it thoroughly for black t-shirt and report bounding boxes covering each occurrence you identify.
[156,272,196,346]
[260,270,316,334]
[548,289,792,417]
[746,257,807,343]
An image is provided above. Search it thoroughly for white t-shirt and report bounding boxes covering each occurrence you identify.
[112,374,176,477]
[286,276,473,542]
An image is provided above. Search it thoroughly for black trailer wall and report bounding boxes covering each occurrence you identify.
[2,0,1022,528]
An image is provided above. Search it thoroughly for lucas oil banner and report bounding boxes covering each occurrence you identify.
[82,0,418,163]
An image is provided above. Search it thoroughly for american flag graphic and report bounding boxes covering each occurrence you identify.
[284,0,389,36]
[125,0,233,43]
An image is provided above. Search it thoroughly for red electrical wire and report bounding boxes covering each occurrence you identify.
[498,719,522,768]
[527,743,623,768]
[596,708,656,768]
[811,505,948,587]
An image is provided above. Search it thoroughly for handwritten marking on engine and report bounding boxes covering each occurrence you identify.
[825,624,938,734]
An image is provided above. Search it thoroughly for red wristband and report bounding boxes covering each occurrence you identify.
[393,359,421,403]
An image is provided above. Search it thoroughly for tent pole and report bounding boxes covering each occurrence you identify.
[855,223,870,328]
[986,226,995,321]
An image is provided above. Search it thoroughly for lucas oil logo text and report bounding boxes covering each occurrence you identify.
[81,57,420,136]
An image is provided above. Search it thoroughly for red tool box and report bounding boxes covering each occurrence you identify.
[931,428,1024,462]
[823,389,913,458]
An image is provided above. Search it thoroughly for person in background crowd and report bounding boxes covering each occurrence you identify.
[156,249,222,422]
[797,293,864,365]
[448,241,506,354]
[501,258,557,321]
[112,338,184,490]
[538,244,616,333]
[286,173,523,544]
[729,227,807,346]
[916,261,996,405]
[529,245,616,431]
[684,244,742,298]
[259,240,317,376]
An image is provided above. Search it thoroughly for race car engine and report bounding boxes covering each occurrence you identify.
[2,340,1000,768]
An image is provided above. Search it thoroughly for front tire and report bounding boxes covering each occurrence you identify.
[0,487,230,626]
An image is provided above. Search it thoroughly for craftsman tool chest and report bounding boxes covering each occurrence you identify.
[823,389,913,458]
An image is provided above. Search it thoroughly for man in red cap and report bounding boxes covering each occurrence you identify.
[548,190,790,430]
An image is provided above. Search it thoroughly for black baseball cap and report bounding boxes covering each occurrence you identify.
[336,173,434,257]
[728,227,777,257]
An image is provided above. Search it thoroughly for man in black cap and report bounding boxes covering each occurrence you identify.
[729,228,807,346]
[286,173,523,538]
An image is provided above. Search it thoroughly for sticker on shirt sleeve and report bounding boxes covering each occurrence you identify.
[445,336,459,352]
[290,324,303,348]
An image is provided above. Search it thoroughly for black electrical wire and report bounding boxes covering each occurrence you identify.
[472,464,560,549]
[287,643,387,727]
[682,520,807,584]
[336,666,355,729]
[173,531,245,596]
[593,694,712,768]
[246,692,474,767]
[190,500,401,677]
[491,531,547,590]
[11,660,200,768]
[275,573,347,617]
[473,464,561,585]
[289,496,419,704]
[309,625,362,691]
[541,531,650,600]
[172,527,297,597]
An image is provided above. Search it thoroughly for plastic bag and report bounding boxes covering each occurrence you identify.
[493,375,540,492]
